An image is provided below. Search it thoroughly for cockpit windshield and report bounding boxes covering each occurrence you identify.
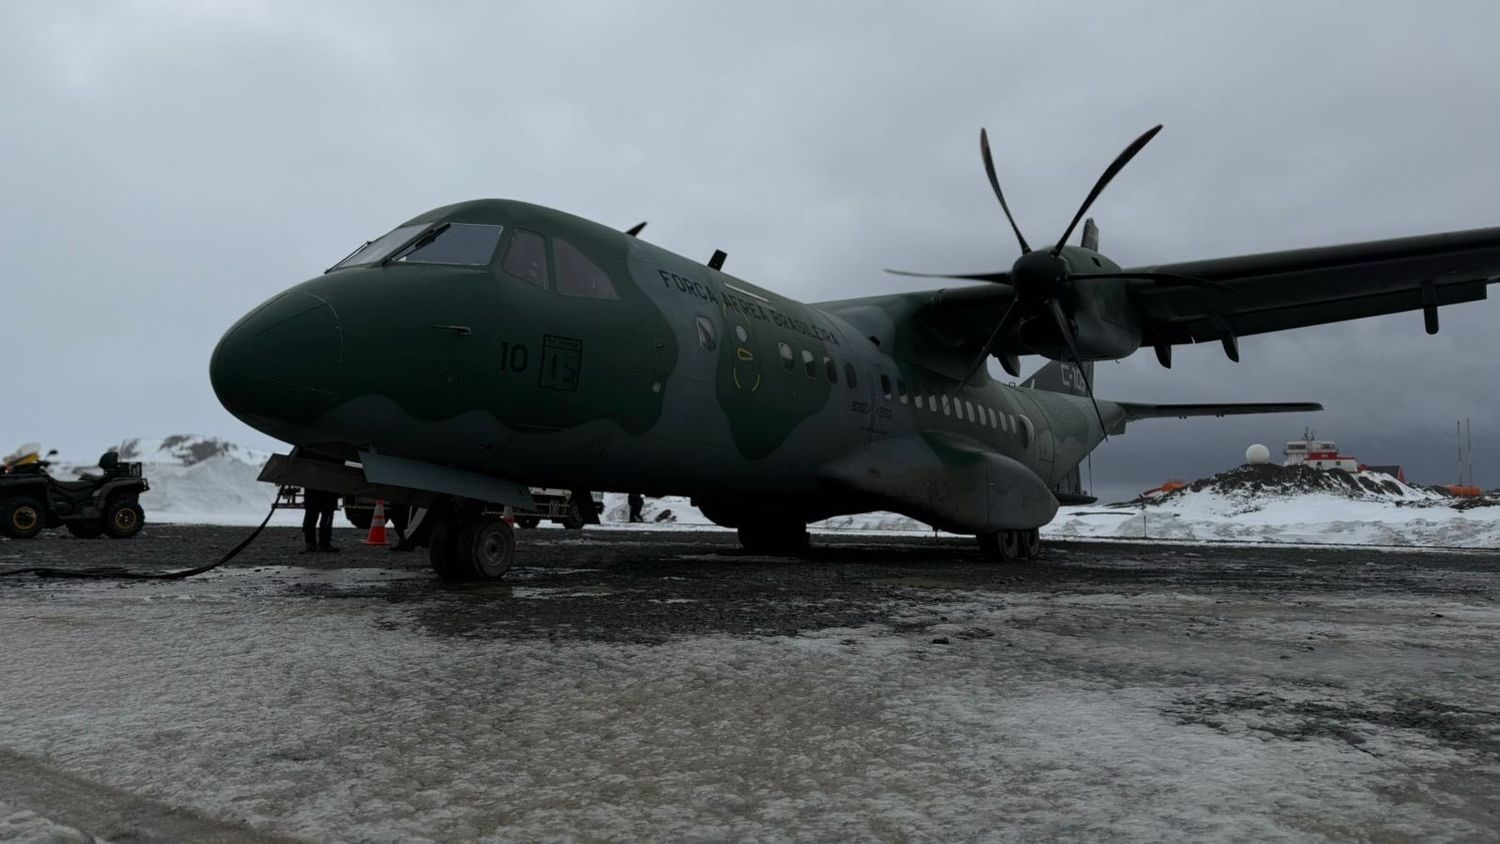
[329,222,503,270]
[329,224,428,270]
[390,223,503,266]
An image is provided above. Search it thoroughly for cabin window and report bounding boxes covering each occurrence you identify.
[880,374,893,399]
[779,342,794,370]
[987,407,998,428]
[391,223,504,266]
[824,356,837,383]
[1019,415,1033,447]
[927,394,938,412]
[502,229,549,287]
[965,401,976,423]
[696,316,717,351]
[941,395,952,416]
[897,379,908,403]
[554,238,619,299]
[845,363,858,388]
[802,349,816,378]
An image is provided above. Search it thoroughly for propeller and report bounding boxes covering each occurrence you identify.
[891,124,1226,438]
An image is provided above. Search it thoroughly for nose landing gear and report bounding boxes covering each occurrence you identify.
[427,509,516,582]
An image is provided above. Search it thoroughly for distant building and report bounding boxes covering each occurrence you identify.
[1283,437,1360,472]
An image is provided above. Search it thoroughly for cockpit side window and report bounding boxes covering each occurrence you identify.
[391,223,503,266]
[554,238,619,300]
[502,230,550,287]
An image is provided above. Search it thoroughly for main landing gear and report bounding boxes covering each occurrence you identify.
[976,528,1041,563]
[427,508,516,582]
[736,520,810,555]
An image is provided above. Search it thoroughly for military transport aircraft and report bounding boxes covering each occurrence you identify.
[210,126,1500,579]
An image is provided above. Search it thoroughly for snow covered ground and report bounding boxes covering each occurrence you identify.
[2,535,1497,841]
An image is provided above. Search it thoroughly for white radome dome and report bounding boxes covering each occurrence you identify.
[1246,443,1271,464]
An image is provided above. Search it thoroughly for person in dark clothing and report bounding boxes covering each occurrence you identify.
[628,492,644,523]
[302,488,339,553]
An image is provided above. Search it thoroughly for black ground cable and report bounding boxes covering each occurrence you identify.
[0,502,278,580]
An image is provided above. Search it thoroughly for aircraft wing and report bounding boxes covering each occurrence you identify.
[1129,226,1500,345]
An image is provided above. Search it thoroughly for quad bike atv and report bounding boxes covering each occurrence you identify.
[0,450,149,540]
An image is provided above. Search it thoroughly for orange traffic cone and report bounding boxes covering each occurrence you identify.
[363,500,391,546]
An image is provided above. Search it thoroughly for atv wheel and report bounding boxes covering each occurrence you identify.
[1,497,45,539]
[66,521,105,539]
[103,500,145,539]
[515,515,541,530]
[559,504,585,531]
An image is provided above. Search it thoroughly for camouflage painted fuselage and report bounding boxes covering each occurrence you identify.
[211,200,1114,532]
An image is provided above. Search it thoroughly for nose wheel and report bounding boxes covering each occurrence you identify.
[428,511,515,581]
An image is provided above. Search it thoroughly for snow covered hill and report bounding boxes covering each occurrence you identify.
[1048,464,1500,548]
[51,435,286,526]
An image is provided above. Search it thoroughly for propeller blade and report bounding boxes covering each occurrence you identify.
[884,268,1012,284]
[1052,124,1163,256]
[953,298,1022,393]
[1070,270,1229,290]
[1044,299,1109,438]
[980,128,1030,255]
[625,222,647,237]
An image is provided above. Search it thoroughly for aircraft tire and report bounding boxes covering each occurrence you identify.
[515,515,541,529]
[463,515,515,580]
[737,522,809,555]
[1020,528,1042,559]
[427,516,468,582]
[976,530,1020,563]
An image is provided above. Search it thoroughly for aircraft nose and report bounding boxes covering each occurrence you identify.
[210,290,342,428]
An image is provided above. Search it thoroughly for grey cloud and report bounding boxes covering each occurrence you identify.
[2,1,1496,497]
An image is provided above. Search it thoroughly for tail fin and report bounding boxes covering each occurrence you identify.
[1021,359,1093,397]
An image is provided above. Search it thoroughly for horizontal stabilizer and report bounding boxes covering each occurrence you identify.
[1116,402,1322,421]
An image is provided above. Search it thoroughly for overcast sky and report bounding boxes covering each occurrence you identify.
[3,1,1497,503]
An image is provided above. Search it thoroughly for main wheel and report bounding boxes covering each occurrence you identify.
[1020,528,1042,559]
[1,497,45,539]
[427,516,467,582]
[737,522,810,555]
[462,515,515,580]
[66,521,105,539]
[102,499,144,539]
[977,530,1020,562]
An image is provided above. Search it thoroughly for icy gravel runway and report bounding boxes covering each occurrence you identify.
[2,527,1497,841]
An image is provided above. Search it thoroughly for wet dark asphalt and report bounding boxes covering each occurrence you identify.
[3,525,1495,644]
